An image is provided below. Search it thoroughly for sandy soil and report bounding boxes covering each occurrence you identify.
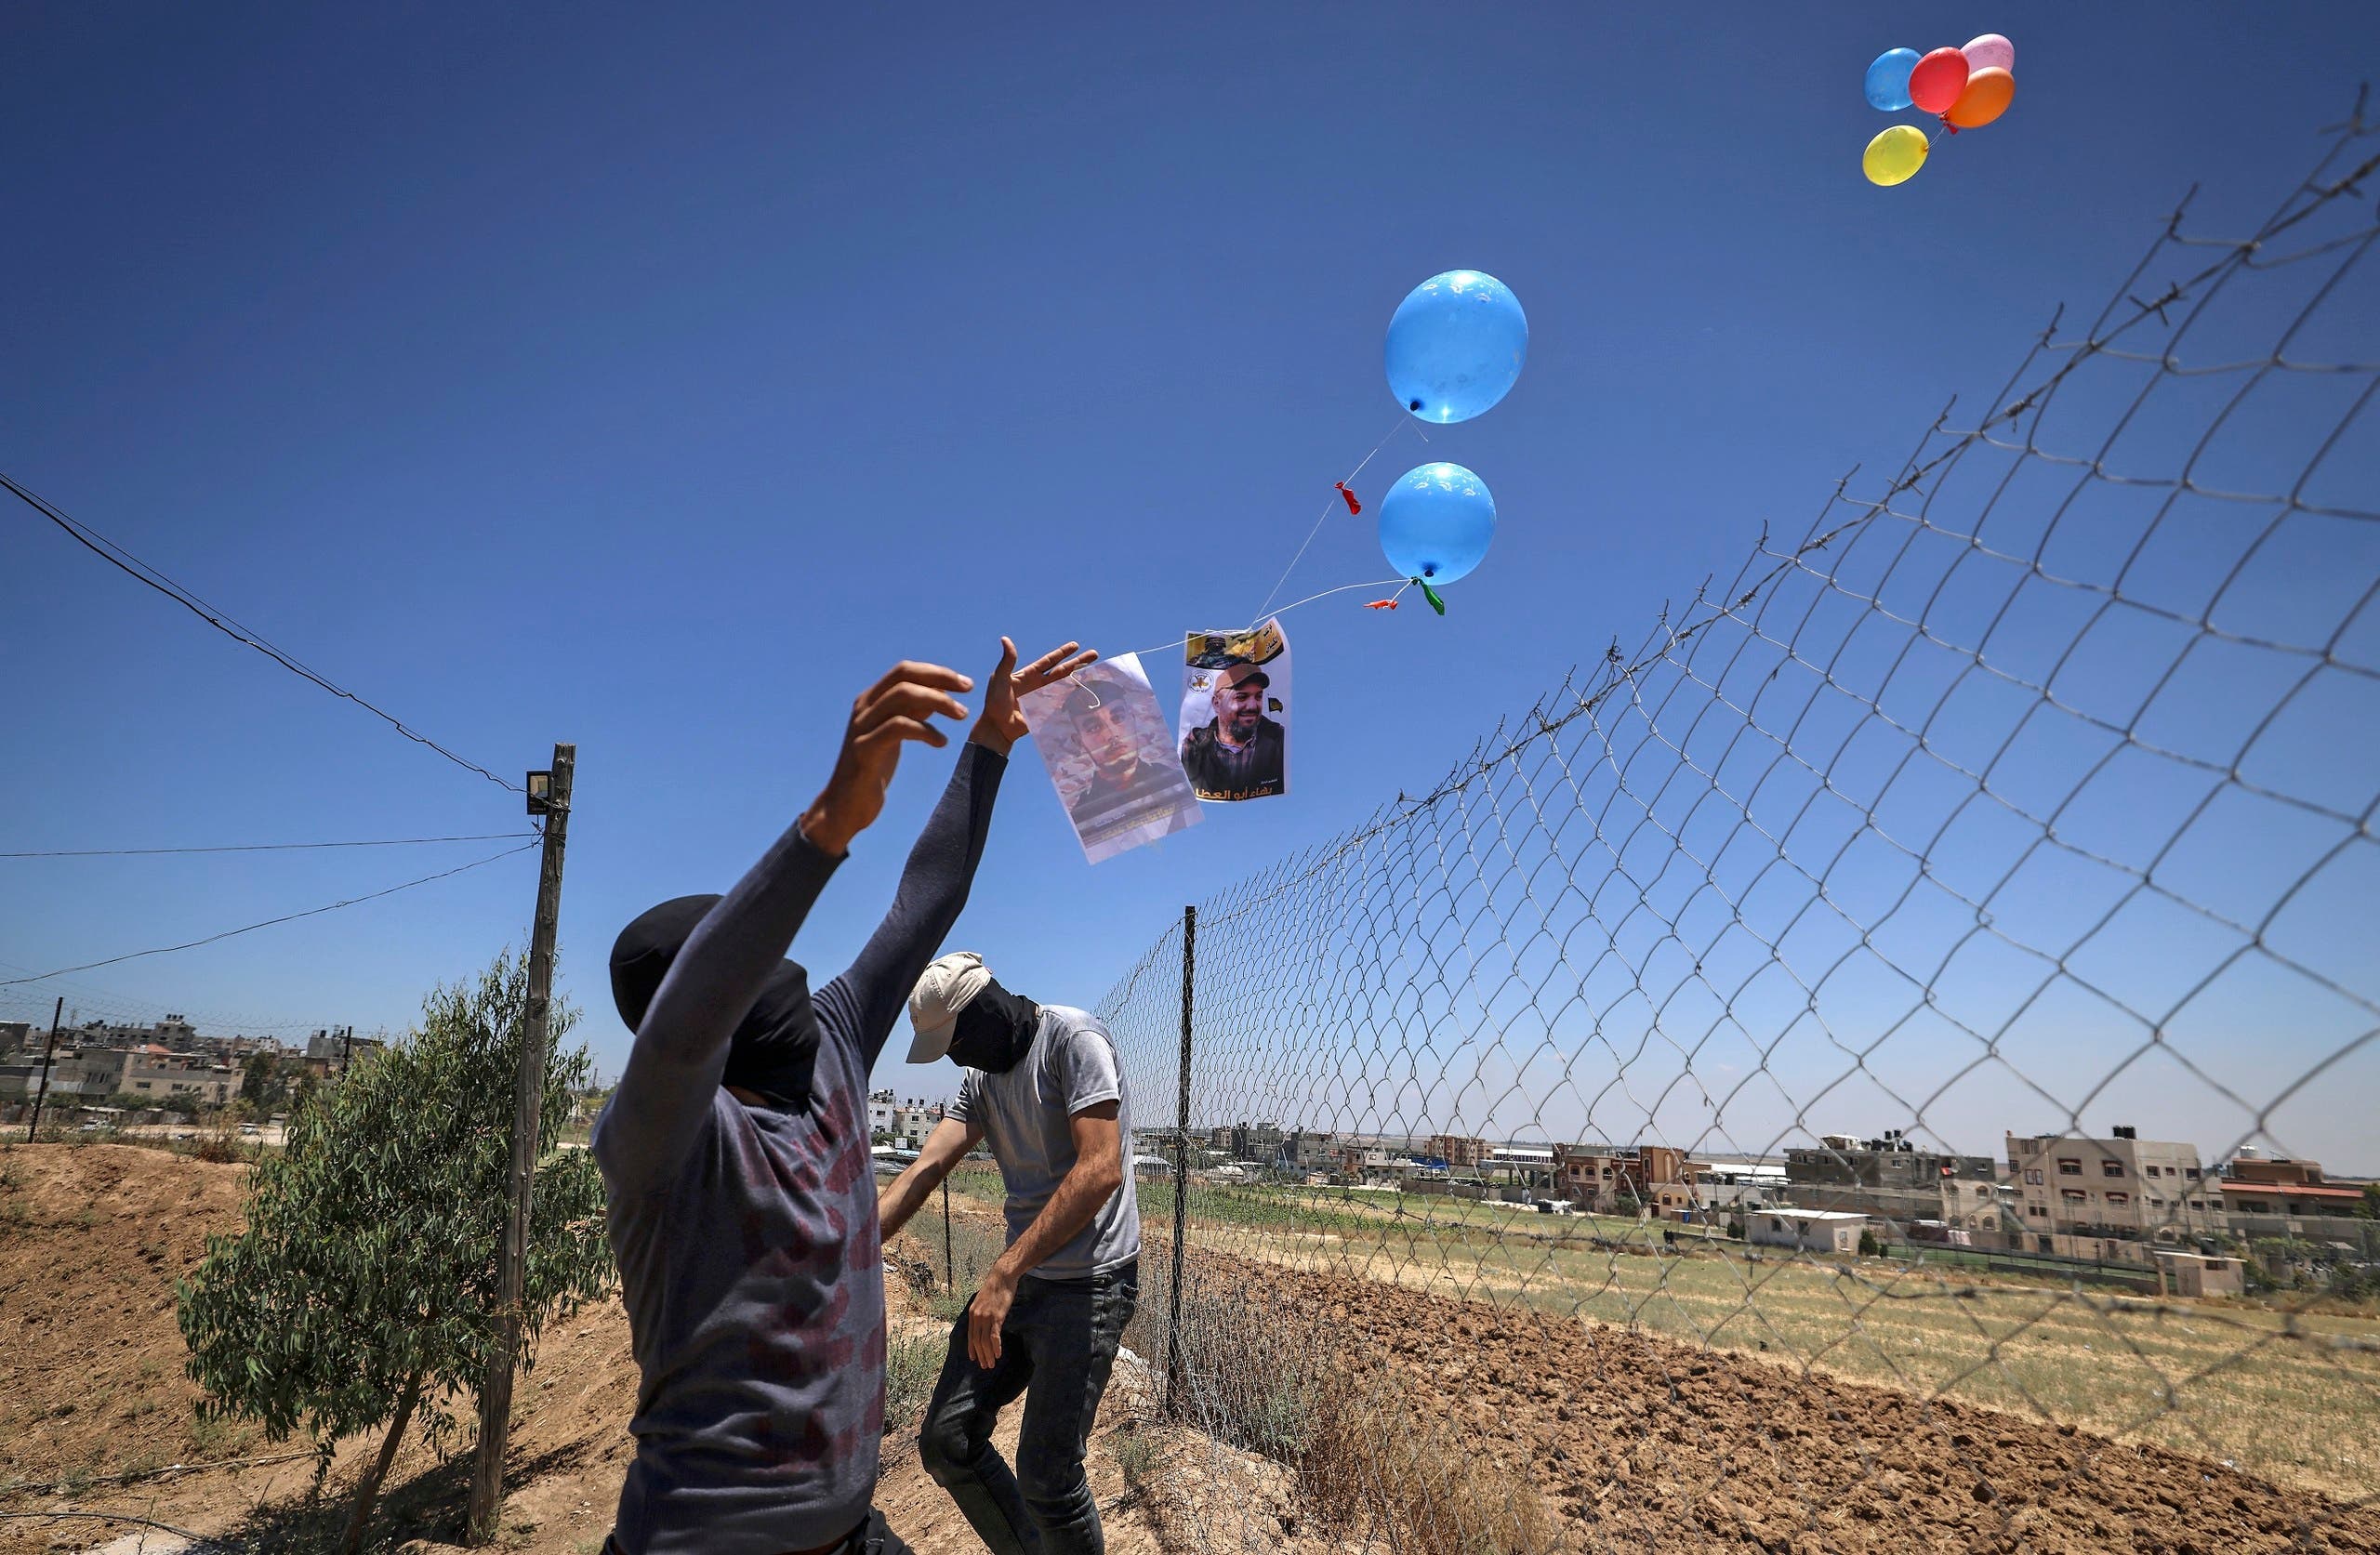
[7,1144,2374,1554]
[1170,1246,2380,1553]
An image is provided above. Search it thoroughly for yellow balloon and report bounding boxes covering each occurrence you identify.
[1863,125,1929,187]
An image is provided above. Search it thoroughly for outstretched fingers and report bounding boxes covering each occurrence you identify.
[1017,640,1100,695]
[856,679,971,735]
[853,715,951,753]
[860,661,973,707]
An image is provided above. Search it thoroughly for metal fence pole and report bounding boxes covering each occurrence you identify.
[24,997,63,1141]
[942,1176,955,1292]
[1165,904,1195,1417]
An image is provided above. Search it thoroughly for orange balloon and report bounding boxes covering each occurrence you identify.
[1949,66,2015,129]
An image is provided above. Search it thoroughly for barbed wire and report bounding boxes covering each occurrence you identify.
[1100,96,2380,1551]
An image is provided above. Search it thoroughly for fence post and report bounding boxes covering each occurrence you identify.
[24,997,63,1142]
[1165,903,1196,1417]
[942,1176,955,1292]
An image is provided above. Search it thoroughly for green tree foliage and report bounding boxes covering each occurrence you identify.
[177,952,613,1551]
[2358,1181,2380,1221]
[241,1049,292,1112]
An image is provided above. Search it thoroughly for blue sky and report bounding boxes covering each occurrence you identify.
[6,4,2375,1166]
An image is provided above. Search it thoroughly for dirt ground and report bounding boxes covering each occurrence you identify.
[1176,1248,2380,1553]
[0,1145,1256,1554]
[7,1143,2377,1554]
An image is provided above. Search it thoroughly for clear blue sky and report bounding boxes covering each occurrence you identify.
[6,5,2375,1163]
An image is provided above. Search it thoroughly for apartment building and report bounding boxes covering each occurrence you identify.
[1554,1144,1700,1216]
[1786,1130,2005,1233]
[2004,1127,2223,1248]
[1426,1134,1492,1169]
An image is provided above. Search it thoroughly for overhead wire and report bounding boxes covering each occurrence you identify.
[1,831,537,859]
[0,840,540,986]
[2,469,522,794]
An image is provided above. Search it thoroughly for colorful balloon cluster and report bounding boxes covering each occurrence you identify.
[1860,33,2016,187]
[1372,271,1524,613]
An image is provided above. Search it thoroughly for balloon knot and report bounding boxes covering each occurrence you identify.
[1941,115,1958,135]
[1335,481,1362,516]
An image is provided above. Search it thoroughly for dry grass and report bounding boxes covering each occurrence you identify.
[1172,1295,1557,1555]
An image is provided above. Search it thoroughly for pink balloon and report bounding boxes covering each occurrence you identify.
[1963,33,2015,73]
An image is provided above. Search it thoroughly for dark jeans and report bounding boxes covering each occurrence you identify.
[603,1509,912,1555]
[917,1259,1140,1555]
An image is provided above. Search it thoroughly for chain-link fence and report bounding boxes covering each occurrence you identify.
[1102,101,2380,1552]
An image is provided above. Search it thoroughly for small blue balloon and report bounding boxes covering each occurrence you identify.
[1865,47,1919,112]
[1384,270,1527,425]
[1378,463,1497,586]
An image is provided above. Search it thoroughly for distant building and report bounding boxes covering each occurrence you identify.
[54,1015,203,1053]
[1749,1208,1868,1255]
[0,1021,33,1054]
[1554,1144,1700,1217]
[1427,1134,1492,1169]
[2154,1249,2245,1299]
[1786,1130,2003,1235]
[869,1096,945,1151]
[2005,1128,2224,1251]
[1336,1140,1405,1183]
[2216,1152,2366,1218]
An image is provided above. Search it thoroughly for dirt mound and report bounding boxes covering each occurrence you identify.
[1188,1249,2380,1553]
[0,1145,255,1487]
[0,1145,1190,1554]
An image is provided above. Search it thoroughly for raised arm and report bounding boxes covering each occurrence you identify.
[817,639,1097,1066]
[594,660,975,1195]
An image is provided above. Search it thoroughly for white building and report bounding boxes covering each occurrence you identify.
[867,1093,945,1150]
[1748,1207,1868,1256]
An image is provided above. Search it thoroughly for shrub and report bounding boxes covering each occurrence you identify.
[177,952,612,1554]
[883,1333,946,1437]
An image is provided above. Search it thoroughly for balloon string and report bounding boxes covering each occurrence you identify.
[1115,576,1407,664]
[1250,411,1421,624]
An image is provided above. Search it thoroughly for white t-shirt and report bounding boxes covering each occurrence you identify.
[951,1005,1141,1280]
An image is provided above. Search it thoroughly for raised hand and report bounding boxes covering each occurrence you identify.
[971,638,1099,756]
[801,661,974,855]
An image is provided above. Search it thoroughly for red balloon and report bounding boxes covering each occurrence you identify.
[1908,46,1970,114]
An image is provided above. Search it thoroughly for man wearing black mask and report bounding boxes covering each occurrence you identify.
[593,639,1093,1555]
[877,954,1139,1555]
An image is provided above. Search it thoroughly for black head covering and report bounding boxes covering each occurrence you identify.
[610,894,824,1109]
[944,976,1040,1074]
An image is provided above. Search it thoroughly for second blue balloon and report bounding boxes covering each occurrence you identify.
[1379,463,1497,585]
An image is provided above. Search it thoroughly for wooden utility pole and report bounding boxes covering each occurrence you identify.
[468,743,574,1543]
[24,997,63,1141]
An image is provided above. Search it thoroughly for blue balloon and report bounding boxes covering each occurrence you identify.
[1865,47,1919,112]
[1378,463,1496,585]
[1384,270,1527,424]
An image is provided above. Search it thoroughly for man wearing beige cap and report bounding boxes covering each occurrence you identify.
[1179,658,1284,800]
[877,953,1138,1555]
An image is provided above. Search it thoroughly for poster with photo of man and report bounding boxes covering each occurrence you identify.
[1177,618,1289,802]
[1018,653,1203,864]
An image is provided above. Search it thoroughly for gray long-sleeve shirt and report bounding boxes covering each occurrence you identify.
[592,743,1005,1554]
